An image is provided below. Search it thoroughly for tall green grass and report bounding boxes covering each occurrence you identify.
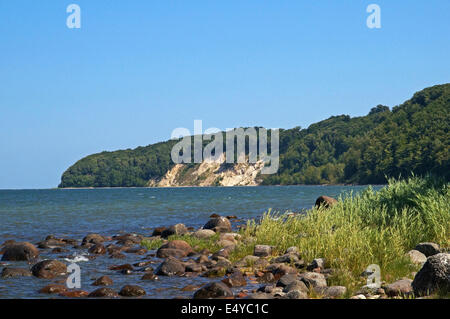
[239,176,449,293]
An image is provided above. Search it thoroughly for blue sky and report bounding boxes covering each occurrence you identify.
[0,1,449,189]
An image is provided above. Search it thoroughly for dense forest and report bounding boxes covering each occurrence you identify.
[59,84,450,187]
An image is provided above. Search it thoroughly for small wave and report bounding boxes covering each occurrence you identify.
[63,253,89,263]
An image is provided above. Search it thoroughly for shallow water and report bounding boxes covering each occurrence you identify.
[0,185,381,298]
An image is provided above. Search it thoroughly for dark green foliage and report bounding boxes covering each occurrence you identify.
[59,84,450,187]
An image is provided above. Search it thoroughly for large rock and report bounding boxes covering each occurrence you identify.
[193,282,233,299]
[315,196,337,209]
[155,257,185,276]
[1,267,32,278]
[276,274,298,288]
[221,270,247,287]
[203,217,232,233]
[161,224,188,238]
[92,275,113,286]
[254,245,272,257]
[31,260,67,279]
[298,272,327,288]
[283,280,309,294]
[119,285,146,297]
[193,229,216,239]
[412,253,450,296]
[384,279,413,297]
[414,242,441,257]
[82,234,105,245]
[306,258,326,271]
[156,240,193,258]
[39,284,67,294]
[88,244,106,255]
[1,242,39,261]
[406,250,427,265]
[88,288,119,298]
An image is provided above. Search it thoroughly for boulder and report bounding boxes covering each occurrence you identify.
[119,285,146,297]
[1,267,32,278]
[272,253,299,264]
[39,284,67,294]
[92,275,113,286]
[109,264,133,271]
[266,263,298,276]
[283,280,309,293]
[59,290,89,298]
[141,272,159,280]
[276,274,298,288]
[156,240,193,258]
[307,258,326,271]
[31,260,67,279]
[298,272,327,288]
[412,253,450,296]
[414,242,441,257]
[155,257,185,276]
[88,244,106,255]
[221,270,247,287]
[193,229,216,239]
[406,250,427,265]
[161,224,188,238]
[82,234,105,245]
[1,242,39,261]
[254,245,272,257]
[193,282,234,299]
[384,279,413,297]
[284,290,308,299]
[88,288,119,298]
[203,217,232,233]
[315,196,337,209]
[151,227,166,237]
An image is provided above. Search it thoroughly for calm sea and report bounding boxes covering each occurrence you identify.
[0,185,381,298]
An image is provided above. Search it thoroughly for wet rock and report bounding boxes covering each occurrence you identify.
[222,270,247,287]
[298,272,327,288]
[1,242,39,261]
[120,269,132,275]
[181,284,200,291]
[412,253,450,296]
[152,227,167,237]
[124,247,147,255]
[1,267,32,278]
[114,233,143,246]
[141,272,159,280]
[414,242,441,257]
[51,247,69,254]
[193,282,234,299]
[185,263,203,273]
[109,264,133,271]
[315,196,337,209]
[407,250,427,265]
[62,238,78,246]
[88,244,106,255]
[157,240,193,258]
[92,275,113,286]
[88,288,119,298]
[134,261,153,268]
[384,279,413,297]
[161,224,188,238]
[210,213,220,218]
[119,285,146,297]
[109,252,126,259]
[37,239,66,249]
[82,234,105,245]
[212,246,235,260]
[314,286,347,298]
[60,290,89,298]
[254,245,272,257]
[307,258,326,271]
[31,260,67,279]
[39,284,67,294]
[203,217,232,233]
[155,257,185,276]
[193,229,216,239]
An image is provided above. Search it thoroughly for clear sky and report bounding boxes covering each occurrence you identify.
[0,1,449,189]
